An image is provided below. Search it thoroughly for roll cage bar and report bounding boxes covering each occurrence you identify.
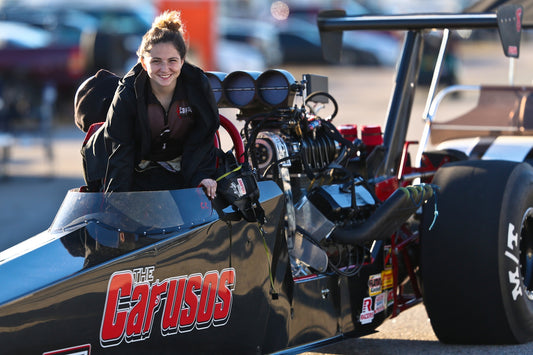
[317,5,525,178]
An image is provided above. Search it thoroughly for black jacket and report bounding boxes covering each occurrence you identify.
[82,62,220,192]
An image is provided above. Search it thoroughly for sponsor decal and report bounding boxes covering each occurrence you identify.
[375,293,386,314]
[178,106,193,116]
[230,179,246,198]
[43,344,91,355]
[368,273,382,296]
[381,269,393,290]
[237,178,247,195]
[387,289,394,308]
[100,267,235,348]
[384,245,392,270]
[516,7,523,32]
[506,223,522,300]
[176,104,193,120]
[360,297,374,324]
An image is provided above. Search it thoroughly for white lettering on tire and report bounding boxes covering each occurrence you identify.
[506,223,523,301]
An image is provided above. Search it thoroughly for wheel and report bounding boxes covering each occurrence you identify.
[420,159,533,344]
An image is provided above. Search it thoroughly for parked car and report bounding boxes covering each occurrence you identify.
[216,39,267,72]
[0,20,84,130]
[0,6,99,47]
[0,20,85,86]
[76,4,154,73]
[0,1,154,76]
[418,30,460,86]
[218,17,283,67]
[276,16,400,66]
[0,1,155,124]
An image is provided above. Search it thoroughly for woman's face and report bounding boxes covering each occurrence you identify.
[141,42,184,90]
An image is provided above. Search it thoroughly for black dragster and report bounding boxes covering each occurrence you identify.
[2,2,533,354]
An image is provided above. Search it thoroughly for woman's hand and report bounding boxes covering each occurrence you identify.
[200,178,217,200]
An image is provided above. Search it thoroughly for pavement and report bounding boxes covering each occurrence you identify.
[0,126,86,251]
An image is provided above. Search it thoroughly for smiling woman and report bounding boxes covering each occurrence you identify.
[140,42,185,108]
[80,10,220,199]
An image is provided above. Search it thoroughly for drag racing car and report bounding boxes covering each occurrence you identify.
[2,2,533,354]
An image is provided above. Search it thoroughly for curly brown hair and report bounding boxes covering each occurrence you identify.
[137,10,187,60]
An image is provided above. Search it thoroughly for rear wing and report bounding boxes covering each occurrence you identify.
[317,5,524,62]
[316,5,524,177]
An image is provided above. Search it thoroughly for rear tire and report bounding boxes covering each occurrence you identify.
[421,160,533,344]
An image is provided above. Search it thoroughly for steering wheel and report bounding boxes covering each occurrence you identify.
[305,91,338,121]
[217,114,245,164]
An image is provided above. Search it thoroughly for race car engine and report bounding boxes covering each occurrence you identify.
[209,69,433,278]
[240,102,385,276]
[253,121,340,175]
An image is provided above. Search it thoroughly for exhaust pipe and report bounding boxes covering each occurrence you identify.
[331,185,434,244]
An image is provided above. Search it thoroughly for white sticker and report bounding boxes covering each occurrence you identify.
[360,297,374,324]
[236,178,247,195]
[375,293,386,314]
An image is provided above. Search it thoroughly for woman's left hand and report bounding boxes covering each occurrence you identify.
[200,178,217,200]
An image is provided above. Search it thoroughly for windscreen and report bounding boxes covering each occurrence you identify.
[49,188,218,235]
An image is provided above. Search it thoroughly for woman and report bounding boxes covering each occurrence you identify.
[84,10,219,199]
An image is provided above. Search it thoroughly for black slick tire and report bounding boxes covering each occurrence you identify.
[421,159,533,344]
